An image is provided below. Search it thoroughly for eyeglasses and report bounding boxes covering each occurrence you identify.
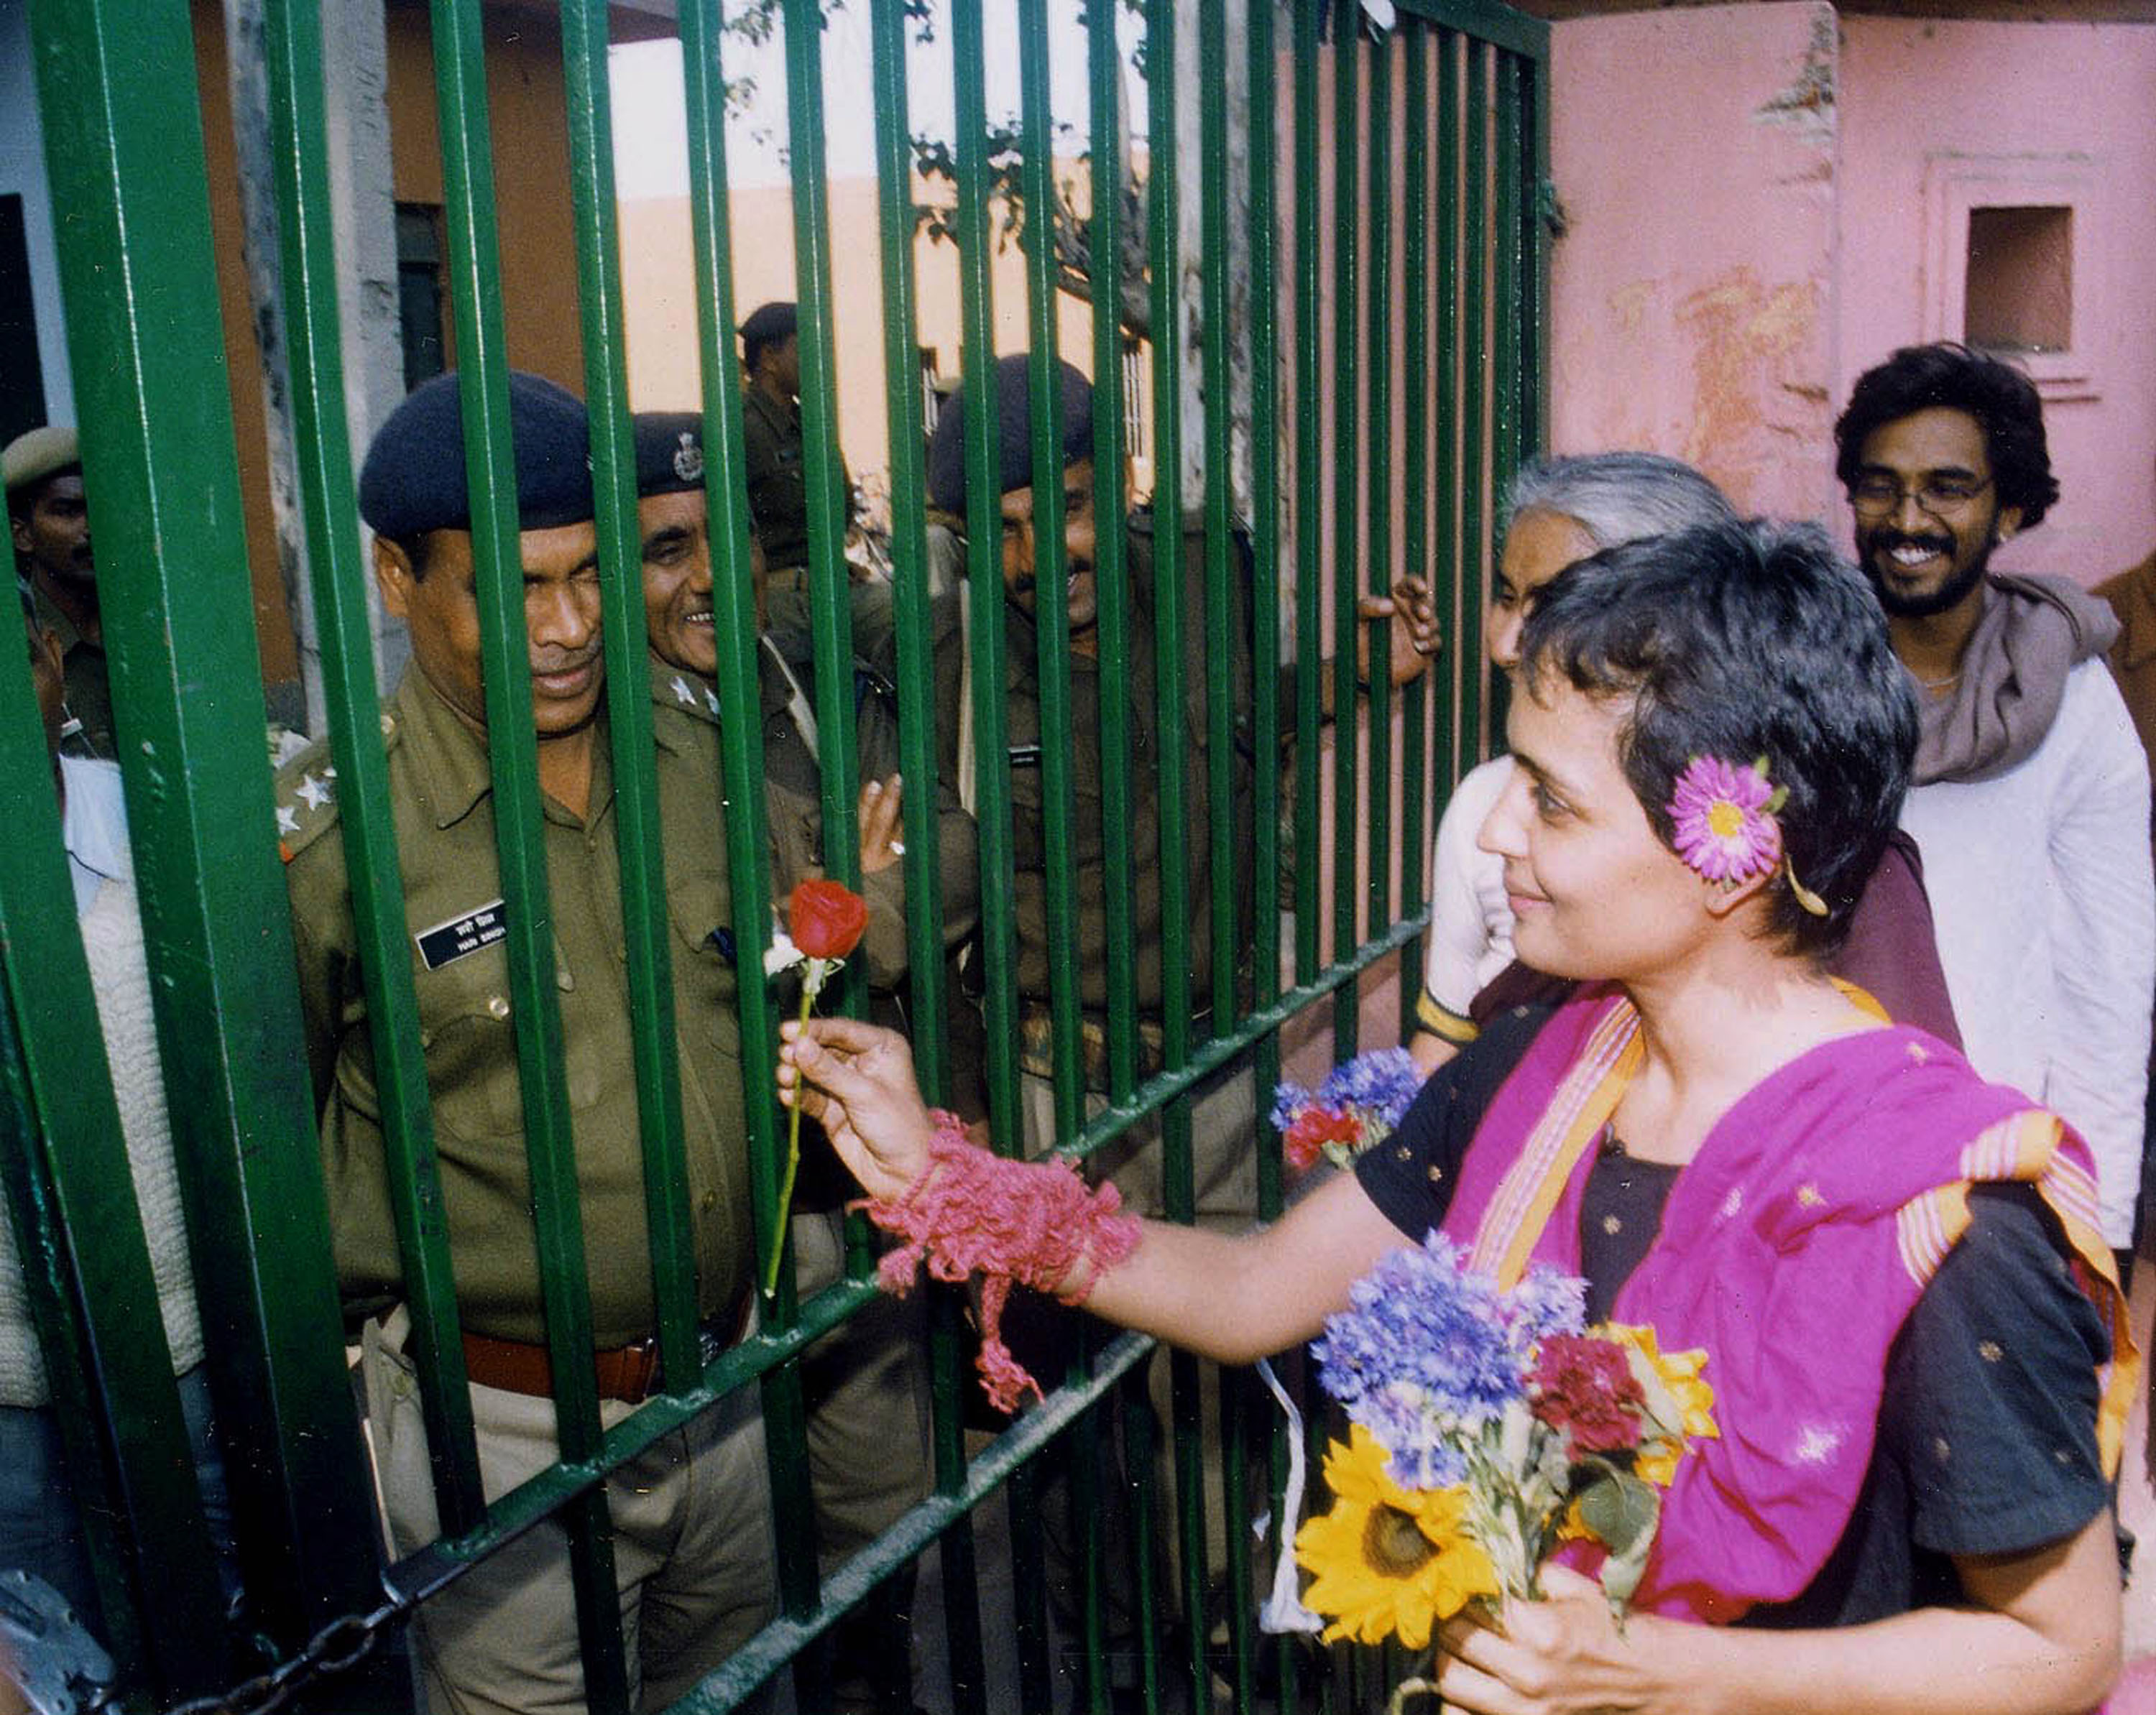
[1848,473,1994,517]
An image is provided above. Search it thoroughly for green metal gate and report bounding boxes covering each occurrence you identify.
[1,0,1544,1709]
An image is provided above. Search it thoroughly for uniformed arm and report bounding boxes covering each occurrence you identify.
[775,1015,1404,1363]
[1433,1522,2119,1715]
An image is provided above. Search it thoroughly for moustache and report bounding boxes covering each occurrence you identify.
[1869,528,1954,556]
[530,645,602,675]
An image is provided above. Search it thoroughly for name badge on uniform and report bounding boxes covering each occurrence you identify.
[415,900,507,971]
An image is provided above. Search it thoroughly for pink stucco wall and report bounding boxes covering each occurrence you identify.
[1547,3,2156,589]
[1546,3,1839,522]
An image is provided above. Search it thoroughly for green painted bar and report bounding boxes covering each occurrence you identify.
[952,0,1022,1160]
[674,4,817,1683]
[1330,11,1360,1055]
[1144,2,1208,1697]
[1245,12,1299,1708]
[1291,1,1323,989]
[1248,0,1283,1222]
[264,0,484,1537]
[1089,0,1139,1104]
[1522,44,1553,461]
[1363,27,1394,943]
[1016,0,1085,1144]
[1397,18,1433,1037]
[1433,27,1463,791]
[1460,35,1491,769]
[427,1,627,1701]
[1199,0,1239,1035]
[870,0,952,1106]
[1493,50,1523,539]
[561,0,704,1405]
[27,0,384,1678]
[1397,0,1547,58]
[782,0,865,902]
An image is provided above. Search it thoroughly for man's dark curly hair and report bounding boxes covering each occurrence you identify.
[1832,343,2058,530]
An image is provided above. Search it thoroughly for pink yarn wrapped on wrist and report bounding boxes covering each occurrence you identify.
[856,1109,1141,1413]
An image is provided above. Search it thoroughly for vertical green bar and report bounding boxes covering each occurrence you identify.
[1522,35,1552,463]
[1329,11,1358,1051]
[1015,0,1084,1145]
[1089,0,1139,1104]
[1363,28,1393,944]
[1460,35,1489,769]
[676,0,814,1661]
[1198,0,1238,1035]
[1243,6,1294,1696]
[951,0,1021,1158]
[1433,28,1462,793]
[427,2,625,1703]
[264,0,484,1534]
[1397,19,1432,1036]
[1145,4,1207,1704]
[869,0,951,1106]
[1291,1,1322,988]
[560,0,702,1398]
[1493,48,1522,548]
[782,0,864,896]
[27,0,384,1673]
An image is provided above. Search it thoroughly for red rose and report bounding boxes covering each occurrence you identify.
[1529,1333,1646,1454]
[788,878,870,961]
[1284,1106,1361,1172]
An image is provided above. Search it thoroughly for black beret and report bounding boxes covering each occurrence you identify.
[738,302,797,356]
[358,369,592,537]
[632,412,707,496]
[926,353,1093,515]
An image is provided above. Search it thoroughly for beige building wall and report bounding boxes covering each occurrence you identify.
[618,175,1110,518]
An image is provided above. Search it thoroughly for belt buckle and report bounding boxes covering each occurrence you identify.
[617,1334,662,1403]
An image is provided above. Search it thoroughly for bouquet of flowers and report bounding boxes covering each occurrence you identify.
[1270,1047,1426,1173]
[1289,1234,1716,1668]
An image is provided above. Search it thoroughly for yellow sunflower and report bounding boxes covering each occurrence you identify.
[1606,1323,1718,1486]
[1293,1424,1500,1650]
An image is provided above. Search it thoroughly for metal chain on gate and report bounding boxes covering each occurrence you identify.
[154,1589,406,1715]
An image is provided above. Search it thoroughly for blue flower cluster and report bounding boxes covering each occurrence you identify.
[1313,1234,1587,1489]
[1270,1046,1427,1136]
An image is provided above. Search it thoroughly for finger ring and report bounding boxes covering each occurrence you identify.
[888,839,906,856]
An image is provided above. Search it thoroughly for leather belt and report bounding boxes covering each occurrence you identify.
[460,1296,750,1405]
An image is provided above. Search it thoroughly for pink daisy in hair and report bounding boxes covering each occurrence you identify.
[1667,755,1784,885]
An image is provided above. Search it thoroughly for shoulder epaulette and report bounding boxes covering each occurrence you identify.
[272,710,399,864]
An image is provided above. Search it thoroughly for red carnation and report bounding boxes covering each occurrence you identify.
[1529,1333,1646,1454]
[1284,1105,1362,1172]
[788,878,870,961]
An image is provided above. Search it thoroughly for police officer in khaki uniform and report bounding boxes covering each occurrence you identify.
[737,301,893,662]
[278,372,775,1715]
[5,426,112,758]
[633,410,977,1710]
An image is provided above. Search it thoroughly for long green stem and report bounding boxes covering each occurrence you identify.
[763,981,818,1298]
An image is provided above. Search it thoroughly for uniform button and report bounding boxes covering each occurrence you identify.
[557,968,575,992]
[699,1191,717,1211]
[380,712,397,737]
[487,994,510,1020]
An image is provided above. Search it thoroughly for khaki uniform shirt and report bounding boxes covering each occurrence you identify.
[741,387,850,574]
[648,633,979,990]
[32,585,114,759]
[280,669,752,1346]
[939,514,1253,1032]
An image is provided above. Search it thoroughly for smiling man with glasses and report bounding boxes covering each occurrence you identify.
[1834,342,2152,1277]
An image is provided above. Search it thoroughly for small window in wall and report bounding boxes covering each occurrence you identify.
[396,202,448,392]
[1965,205,2073,356]
[1120,335,1146,463]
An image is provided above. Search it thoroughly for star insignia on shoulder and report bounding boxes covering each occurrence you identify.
[277,804,300,837]
[671,675,697,706]
[704,688,720,716]
[295,772,333,810]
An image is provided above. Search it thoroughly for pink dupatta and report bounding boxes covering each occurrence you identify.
[1440,986,2137,1623]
